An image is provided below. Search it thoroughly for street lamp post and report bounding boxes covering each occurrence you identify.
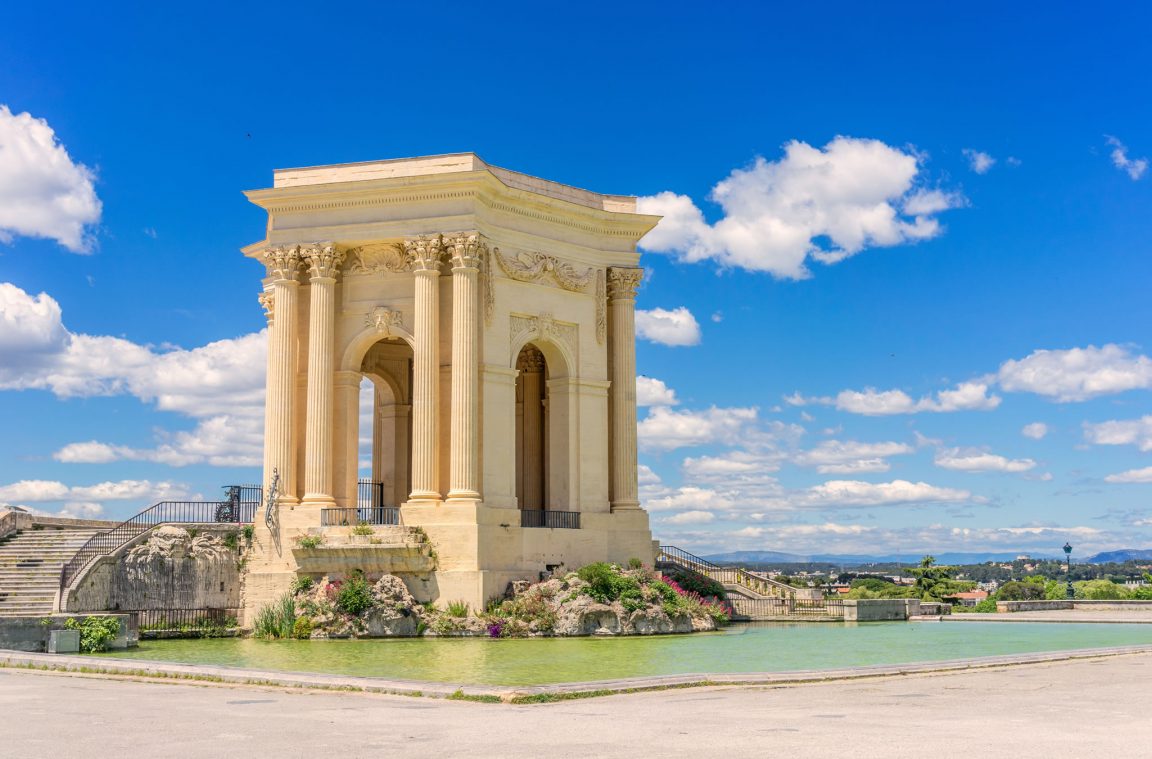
[1063,542,1074,600]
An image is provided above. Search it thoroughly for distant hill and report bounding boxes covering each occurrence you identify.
[1084,549,1152,564]
[703,550,1060,566]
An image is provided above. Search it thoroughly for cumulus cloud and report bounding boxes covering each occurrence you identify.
[0,478,190,503]
[792,440,913,474]
[664,509,717,525]
[0,105,102,252]
[1022,422,1049,440]
[1104,467,1152,484]
[934,448,1036,474]
[636,376,679,407]
[963,149,996,174]
[797,479,977,509]
[634,307,701,347]
[637,136,963,279]
[791,381,1000,416]
[1084,415,1152,452]
[0,281,266,466]
[1106,136,1148,180]
[638,405,759,451]
[997,344,1152,402]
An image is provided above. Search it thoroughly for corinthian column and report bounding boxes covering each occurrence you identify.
[608,267,644,511]
[260,246,302,505]
[447,233,482,501]
[407,235,444,502]
[301,242,345,508]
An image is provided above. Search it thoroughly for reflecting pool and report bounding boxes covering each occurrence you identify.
[96,621,1152,686]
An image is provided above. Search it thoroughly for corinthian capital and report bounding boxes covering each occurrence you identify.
[258,291,275,322]
[303,242,345,280]
[607,266,643,299]
[262,245,303,283]
[404,234,447,273]
[445,232,484,271]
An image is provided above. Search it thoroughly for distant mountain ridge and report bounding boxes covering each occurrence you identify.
[703,550,1063,566]
[1084,549,1152,564]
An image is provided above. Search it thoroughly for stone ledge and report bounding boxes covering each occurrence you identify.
[4,645,1152,704]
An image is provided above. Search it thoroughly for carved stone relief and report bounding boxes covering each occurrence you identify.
[494,248,595,292]
[365,306,405,337]
[510,312,578,368]
[345,243,409,274]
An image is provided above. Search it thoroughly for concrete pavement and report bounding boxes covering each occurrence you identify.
[3,653,1151,758]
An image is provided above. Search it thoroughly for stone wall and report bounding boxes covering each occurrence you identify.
[0,614,137,653]
[64,526,244,613]
[998,599,1152,613]
[842,598,915,621]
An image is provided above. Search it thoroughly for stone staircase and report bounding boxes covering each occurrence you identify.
[0,528,101,616]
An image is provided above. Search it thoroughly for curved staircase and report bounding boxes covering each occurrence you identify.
[0,528,101,616]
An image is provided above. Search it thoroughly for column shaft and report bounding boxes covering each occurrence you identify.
[260,247,301,504]
[408,236,443,501]
[448,235,482,500]
[302,243,344,507]
[608,267,643,511]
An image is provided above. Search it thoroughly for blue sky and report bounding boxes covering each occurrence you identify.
[1,2,1151,557]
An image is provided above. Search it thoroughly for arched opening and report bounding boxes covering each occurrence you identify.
[515,345,548,512]
[353,338,414,521]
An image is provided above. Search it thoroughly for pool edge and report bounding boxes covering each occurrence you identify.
[4,644,1152,704]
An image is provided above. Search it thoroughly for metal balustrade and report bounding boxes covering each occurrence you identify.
[59,485,260,592]
[320,507,401,526]
[520,509,581,529]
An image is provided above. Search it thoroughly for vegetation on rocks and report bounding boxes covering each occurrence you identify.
[252,561,730,639]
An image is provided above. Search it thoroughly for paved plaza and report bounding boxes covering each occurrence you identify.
[3,653,1150,758]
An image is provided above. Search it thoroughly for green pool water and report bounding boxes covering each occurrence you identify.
[96,621,1152,686]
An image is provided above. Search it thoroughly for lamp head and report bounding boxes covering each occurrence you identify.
[1063,542,1073,556]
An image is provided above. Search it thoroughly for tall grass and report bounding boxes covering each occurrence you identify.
[252,592,297,639]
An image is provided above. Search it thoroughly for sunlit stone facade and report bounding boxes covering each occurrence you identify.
[240,154,659,618]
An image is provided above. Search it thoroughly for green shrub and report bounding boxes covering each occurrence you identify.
[222,531,240,551]
[577,562,640,604]
[627,557,645,570]
[253,593,297,639]
[446,600,470,618]
[996,581,1045,601]
[974,597,998,613]
[292,616,314,639]
[351,523,375,536]
[64,616,121,653]
[242,524,255,543]
[290,576,314,596]
[295,534,324,549]
[335,574,374,616]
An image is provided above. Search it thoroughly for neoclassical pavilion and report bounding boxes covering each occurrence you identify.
[240,154,660,613]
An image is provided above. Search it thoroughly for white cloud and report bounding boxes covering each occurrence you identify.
[0,479,190,503]
[934,448,1036,474]
[1106,135,1148,180]
[799,381,1001,416]
[963,149,996,174]
[1084,416,1152,452]
[997,344,1152,402]
[0,105,102,252]
[797,479,977,509]
[57,501,104,519]
[637,136,963,279]
[1022,422,1049,440]
[636,376,679,407]
[664,510,716,525]
[638,405,759,451]
[0,282,267,467]
[1104,467,1152,484]
[645,486,734,513]
[792,440,913,474]
[634,307,701,347]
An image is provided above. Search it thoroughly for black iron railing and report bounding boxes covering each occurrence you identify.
[134,607,240,631]
[521,509,580,529]
[59,485,260,592]
[358,479,387,511]
[320,506,401,526]
[658,544,796,599]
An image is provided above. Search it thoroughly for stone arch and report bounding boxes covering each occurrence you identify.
[508,329,575,380]
[340,312,416,375]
